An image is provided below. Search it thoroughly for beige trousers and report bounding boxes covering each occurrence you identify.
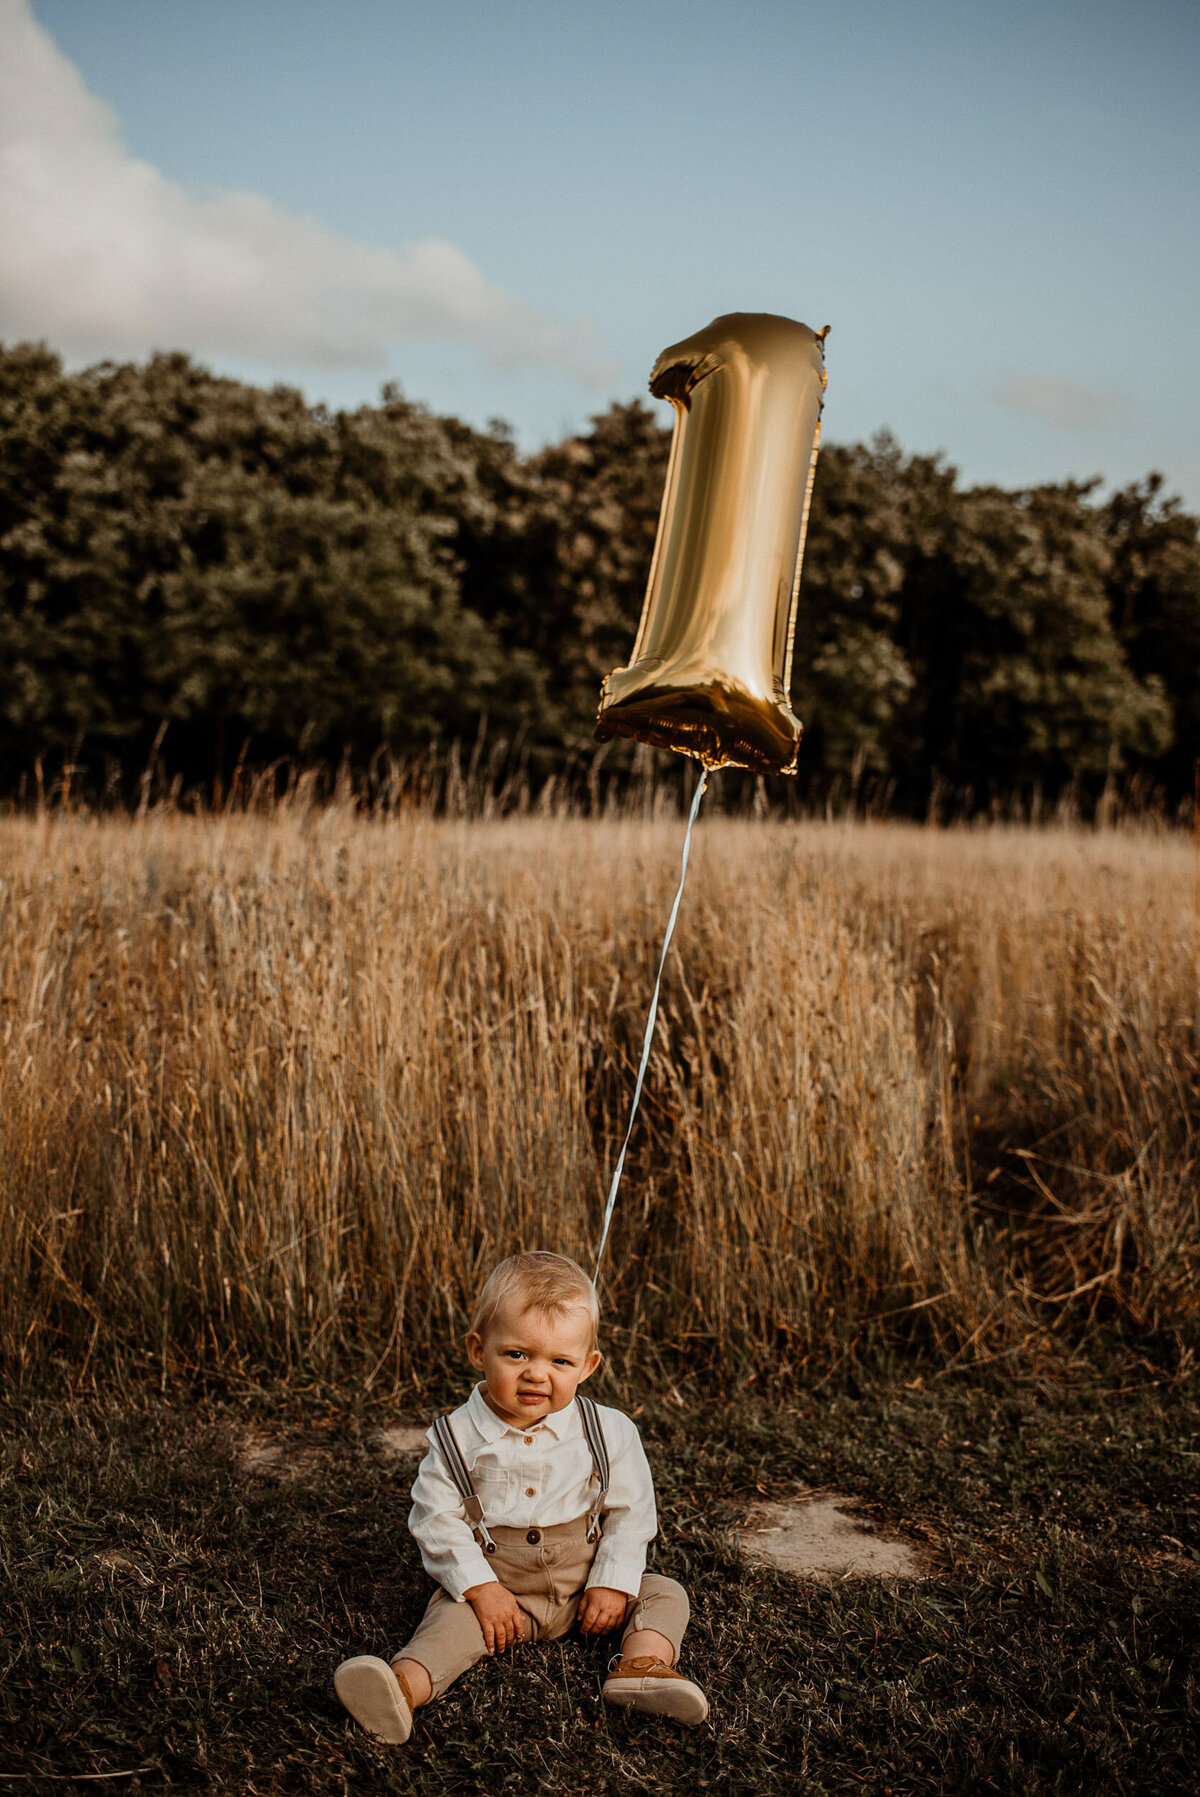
[395,1516,690,1700]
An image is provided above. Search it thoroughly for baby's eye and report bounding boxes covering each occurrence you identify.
[553,1357,573,1366]
[504,1350,525,1360]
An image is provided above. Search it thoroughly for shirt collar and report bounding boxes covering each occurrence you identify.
[540,1400,581,1440]
[466,1383,582,1441]
[466,1383,509,1442]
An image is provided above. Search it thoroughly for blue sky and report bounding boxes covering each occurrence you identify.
[5,0,1199,502]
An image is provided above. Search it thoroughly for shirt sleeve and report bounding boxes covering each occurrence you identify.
[407,1440,498,1603]
[585,1412,657,1598]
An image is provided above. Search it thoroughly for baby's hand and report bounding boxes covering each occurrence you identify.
[578,1585,629,1636]
[464,1581,525,1653]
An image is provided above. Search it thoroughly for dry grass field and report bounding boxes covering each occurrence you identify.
[1,798,1197,1387]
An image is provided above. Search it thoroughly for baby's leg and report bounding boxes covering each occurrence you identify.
[337,1587,529,1743]
[391,1658,432,1707]
[604,1575,706,1724]
[392,1586,496,1703]
[620,1574,690,1666]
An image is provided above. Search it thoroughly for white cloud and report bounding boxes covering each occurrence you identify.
[993,371,1132,431]
[0,0,611,380]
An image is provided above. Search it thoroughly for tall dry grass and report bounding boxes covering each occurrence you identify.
[1,800,1196,1387]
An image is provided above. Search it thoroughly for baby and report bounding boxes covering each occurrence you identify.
[334,1250,707,1741]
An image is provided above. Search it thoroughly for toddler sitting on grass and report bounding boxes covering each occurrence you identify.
[334,1250,707,1741]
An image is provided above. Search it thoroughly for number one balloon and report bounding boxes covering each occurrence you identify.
[595,312,827,776]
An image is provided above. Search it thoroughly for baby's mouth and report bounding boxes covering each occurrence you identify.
[517,1390,548,1405]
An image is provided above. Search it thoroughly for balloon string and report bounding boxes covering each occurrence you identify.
[593,769,708,1280]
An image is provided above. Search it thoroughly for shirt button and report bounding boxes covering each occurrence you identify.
[526,1528,541,1544]
[523,1436,533,1446]
[524,1486,536,1498]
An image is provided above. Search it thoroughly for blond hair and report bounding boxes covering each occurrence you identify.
[470,1251,599,1349]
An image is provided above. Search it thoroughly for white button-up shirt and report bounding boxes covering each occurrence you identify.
[408,1384,657,1603]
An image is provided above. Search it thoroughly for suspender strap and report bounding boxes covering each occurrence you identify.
[575,1394,610,1542]
[431,1414,497,1554]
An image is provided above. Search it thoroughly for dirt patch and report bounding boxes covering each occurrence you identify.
[233,1428,327,1480]
[374,1424,428,1458]
[233,1421,428,1478]
[739,1494,928,1581]
[91,1548,153,1582]
[235,1431,286,1475]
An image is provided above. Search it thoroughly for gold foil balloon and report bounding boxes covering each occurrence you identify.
[595,312,827,775]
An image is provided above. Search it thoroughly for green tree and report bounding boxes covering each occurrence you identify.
[901,480,1170,805]
[0,340,1194,813]
[0,348,516,789]
[795,434,946,786]
[1100,475,1200,801]
[522,400,671,754]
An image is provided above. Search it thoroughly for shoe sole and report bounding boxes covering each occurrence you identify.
[334,1655,413,1743]
[604,1681,709,1725]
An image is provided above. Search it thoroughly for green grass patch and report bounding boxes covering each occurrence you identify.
[1,1375,1197,1794]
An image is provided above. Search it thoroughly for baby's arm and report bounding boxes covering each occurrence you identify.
[461,1579,524,1652]
[409,1442,525,1650]
[578,1584,628,1635]
[580,1411,658,1631]
[408,1442,500,1600]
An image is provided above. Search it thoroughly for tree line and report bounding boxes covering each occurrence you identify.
[1,340,1197,815]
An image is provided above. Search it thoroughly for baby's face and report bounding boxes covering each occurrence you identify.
[466,1302,600,1428]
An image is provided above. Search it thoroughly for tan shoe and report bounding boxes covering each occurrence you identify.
[602,1655,709,1725]
[333,1655,415,1743]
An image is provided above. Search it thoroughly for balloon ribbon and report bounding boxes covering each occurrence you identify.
[593,770,708,1278]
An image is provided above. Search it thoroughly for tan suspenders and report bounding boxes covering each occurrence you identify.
[431,1394,611,1554]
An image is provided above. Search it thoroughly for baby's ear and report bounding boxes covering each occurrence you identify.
[579,1347,603,1382]
[465,1331,485,1370]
